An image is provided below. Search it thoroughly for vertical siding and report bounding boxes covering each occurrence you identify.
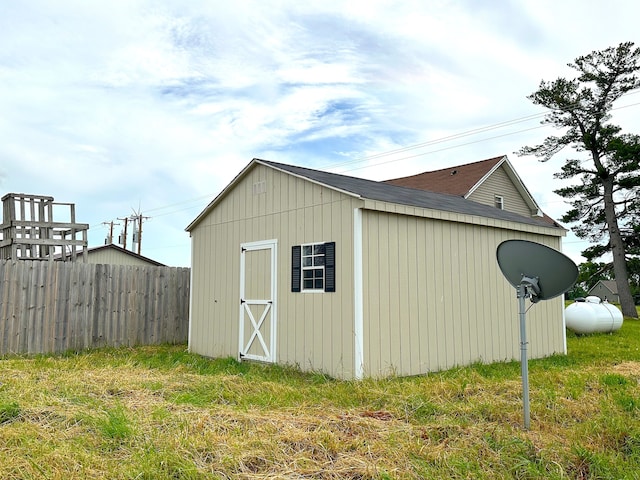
[468,166,532,218]
[361,209,565,378]
[189,164,362,378]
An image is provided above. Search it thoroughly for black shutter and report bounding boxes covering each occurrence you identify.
[324,241,335,292]
[291,245,301,292]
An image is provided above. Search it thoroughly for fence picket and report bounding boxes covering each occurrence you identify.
[0,260,189,355]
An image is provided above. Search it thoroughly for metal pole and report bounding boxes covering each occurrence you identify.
[118,217,128,250]
[518,283,530,430]
[137,214,142,255]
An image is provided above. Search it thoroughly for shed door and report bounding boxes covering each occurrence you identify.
[239,240,277,363]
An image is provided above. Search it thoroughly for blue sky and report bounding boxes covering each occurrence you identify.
[1,0,639,266]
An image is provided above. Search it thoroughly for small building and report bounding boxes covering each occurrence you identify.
[69,244,166,267]
[186,156,568,379]
[588,280,619,303]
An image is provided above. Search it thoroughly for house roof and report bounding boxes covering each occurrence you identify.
[187,158,565,232]
[384,155,543,216]
[73,244,166,266]
[385,156,504,196]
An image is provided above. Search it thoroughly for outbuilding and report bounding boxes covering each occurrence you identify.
[588,280,620,304]
[66,244,166,267]
[186,157,568,379]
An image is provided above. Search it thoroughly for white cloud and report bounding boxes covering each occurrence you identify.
[1,0,638,266]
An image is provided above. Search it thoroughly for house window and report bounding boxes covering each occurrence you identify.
[291,242,335,293]
[494,195,504,210]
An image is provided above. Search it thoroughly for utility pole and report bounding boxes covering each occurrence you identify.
[117,217,129,250]
[102,220,120,245]
[129,212,150,255]
[136,213,143,255]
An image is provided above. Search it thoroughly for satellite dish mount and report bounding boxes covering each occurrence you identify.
[497,240,578,430]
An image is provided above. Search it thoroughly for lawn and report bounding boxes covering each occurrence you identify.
[1,314,639,479]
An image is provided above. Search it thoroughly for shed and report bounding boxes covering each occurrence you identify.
[70,244,166,267]
[186,157,568,379]
[588,280,619,303]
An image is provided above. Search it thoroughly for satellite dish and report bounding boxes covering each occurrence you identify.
[497,240,579,302]
[496,240,578,430]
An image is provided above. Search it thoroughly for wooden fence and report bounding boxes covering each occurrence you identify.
[0,260,190,355]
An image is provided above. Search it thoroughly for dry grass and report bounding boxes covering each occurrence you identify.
[1,317,640,479]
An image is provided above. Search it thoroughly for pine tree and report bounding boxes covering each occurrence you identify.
[519,42,640,318]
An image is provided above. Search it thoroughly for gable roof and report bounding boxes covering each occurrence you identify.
[73,244,166,266]
[187,158,564,233]
[589,280,618,295]
[385,156,503,196]
[384,155,543,216]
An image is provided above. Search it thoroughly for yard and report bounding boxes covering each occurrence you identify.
[1,311,639,479]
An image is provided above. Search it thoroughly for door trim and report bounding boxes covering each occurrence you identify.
[238,239,278,362]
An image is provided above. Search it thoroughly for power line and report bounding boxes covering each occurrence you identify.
[110,96,640,218]
[334,100,640,174]
[338,125,549,174]
[322,112,547,170]
[144,192,215,214]
[127,115,551,217]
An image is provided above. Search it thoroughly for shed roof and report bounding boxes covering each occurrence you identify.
[187,158,565,232]
[72,244,166,266]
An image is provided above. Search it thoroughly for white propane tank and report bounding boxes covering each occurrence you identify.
[565,296,623,334]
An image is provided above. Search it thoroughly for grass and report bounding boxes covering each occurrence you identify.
[0,312,639,478]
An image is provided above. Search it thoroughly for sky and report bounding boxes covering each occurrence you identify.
[1,0,639,267]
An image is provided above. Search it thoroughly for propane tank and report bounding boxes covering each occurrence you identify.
[565,296,623,334]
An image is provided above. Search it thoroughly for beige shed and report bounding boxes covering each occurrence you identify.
[186,157,568,379]
[68,244,166,267]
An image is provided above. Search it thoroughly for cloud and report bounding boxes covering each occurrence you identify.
[1,0,639,266]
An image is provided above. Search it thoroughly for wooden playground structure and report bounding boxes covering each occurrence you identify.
[0,193,88,261]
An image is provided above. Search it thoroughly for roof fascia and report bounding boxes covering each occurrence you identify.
[464,156,506,199]
[464,155,543,216]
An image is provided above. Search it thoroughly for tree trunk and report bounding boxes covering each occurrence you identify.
[602,177,638,318]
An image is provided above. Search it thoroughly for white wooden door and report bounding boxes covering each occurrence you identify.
[239,239,277,362]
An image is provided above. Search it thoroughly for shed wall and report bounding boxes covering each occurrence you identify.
[468,165,532,217]
[361,209,565,377]
[189,164,362,378]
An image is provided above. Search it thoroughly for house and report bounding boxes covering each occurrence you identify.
[385,155,556,223]
[186,157,567,379]
[588,280,619,303]
[70,244,166,267]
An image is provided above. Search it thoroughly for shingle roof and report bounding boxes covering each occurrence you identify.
[590,280,618,294]
[257,159,563,230]
[383,156,504,196]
